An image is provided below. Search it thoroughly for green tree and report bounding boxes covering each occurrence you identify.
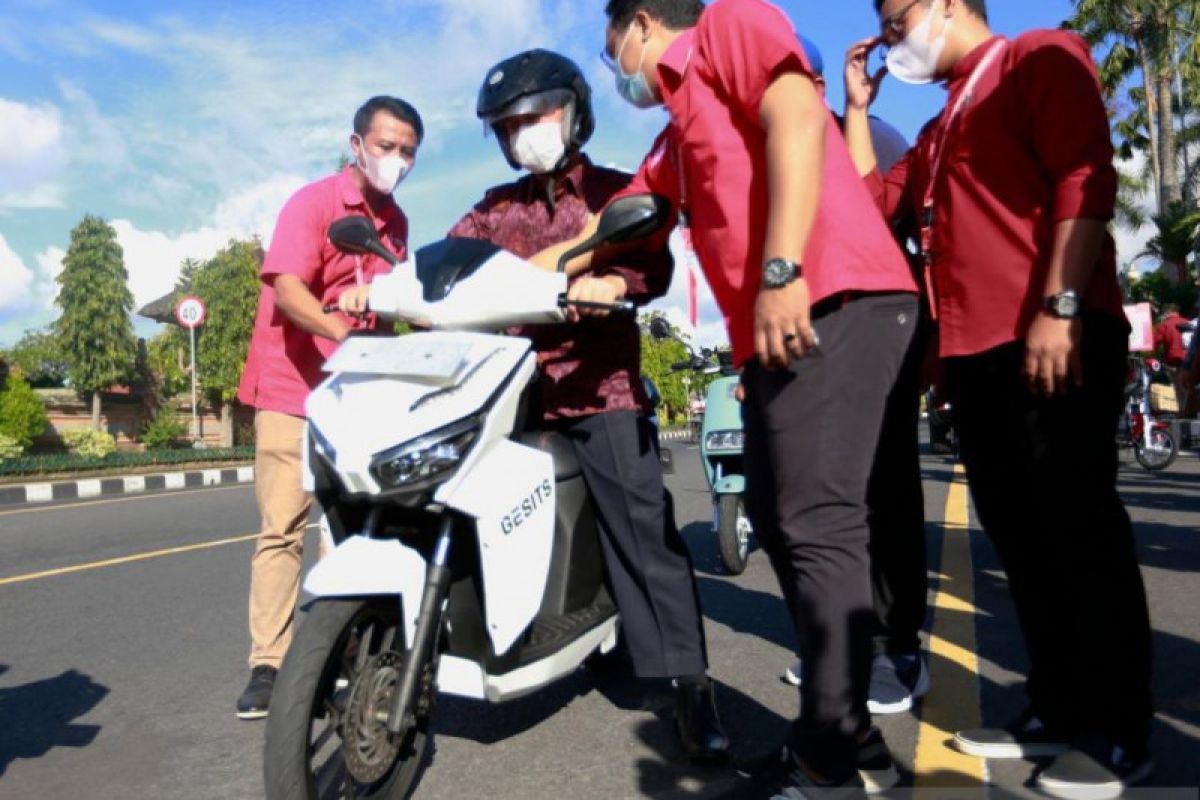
[1137,199,1200,288]
[55,215,138,429]
[0,371,50,448]
[1,327,69,387]
[145,328,190,400]
[190,238,263,445]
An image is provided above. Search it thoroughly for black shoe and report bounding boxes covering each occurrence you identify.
[674,677,731,764]
[1036,746,1153,800]
[954,709,1069,759]
[236,665,277,720]
[738,730,895,797]
[741,747,868,800]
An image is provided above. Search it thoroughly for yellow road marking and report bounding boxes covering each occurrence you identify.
[0,533,258,586]
[0,483,251,518]
[913,463,988,788]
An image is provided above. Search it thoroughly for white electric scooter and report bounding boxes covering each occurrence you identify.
[262,196,671,800]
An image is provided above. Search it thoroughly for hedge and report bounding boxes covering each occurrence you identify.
[0,446,255,478]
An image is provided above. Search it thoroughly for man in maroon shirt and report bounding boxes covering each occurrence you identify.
[452,49,730,762]
[1154,303,1191,408]
[844,0,1153,794]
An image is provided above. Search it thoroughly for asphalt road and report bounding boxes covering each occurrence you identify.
[1,439,1197,799]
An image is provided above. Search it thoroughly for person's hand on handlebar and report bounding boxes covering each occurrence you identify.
[337,285,371,316]
[565,275,627,322]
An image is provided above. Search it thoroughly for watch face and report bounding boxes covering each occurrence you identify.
[763,259,796,288]
[1049,293,1080,318]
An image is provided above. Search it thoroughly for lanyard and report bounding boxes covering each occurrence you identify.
[918,39,1007,317]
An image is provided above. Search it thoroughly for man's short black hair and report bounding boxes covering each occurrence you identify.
[604,0,705,30]
[354,96,425,143]
[873,0,987,22]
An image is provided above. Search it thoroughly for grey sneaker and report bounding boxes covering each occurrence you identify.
[867,653,929,715]
[954,710,1069,758]
[1036,746,1153,800]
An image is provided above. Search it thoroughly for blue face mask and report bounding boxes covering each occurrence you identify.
[613,24,660,109]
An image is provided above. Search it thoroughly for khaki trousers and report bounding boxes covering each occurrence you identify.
[248,410,313,668]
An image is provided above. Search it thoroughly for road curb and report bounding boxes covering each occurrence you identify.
[659,429,694,442]
[0,465,255,508]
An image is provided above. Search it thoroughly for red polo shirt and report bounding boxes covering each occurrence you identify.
[237,166,408,417]
[1154,312,1190,366]
[865,31,1127,358]
[622,0,916,366]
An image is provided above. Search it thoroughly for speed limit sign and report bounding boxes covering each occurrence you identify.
[175,295,207,329]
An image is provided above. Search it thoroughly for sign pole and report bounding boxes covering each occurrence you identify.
[189,324,198,440]
[174,295,207,446]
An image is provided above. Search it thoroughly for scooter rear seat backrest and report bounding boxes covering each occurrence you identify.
[515,431,582,482]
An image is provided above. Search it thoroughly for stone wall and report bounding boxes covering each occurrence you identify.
[33,390,254,451]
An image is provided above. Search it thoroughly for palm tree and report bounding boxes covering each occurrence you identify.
[1138,199,1200,284]
[1066,0,1199,210]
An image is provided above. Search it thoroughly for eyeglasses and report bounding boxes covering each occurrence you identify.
[880,0,926,41]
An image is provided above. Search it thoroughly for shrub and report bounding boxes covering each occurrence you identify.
[141,410,188,450]
[0,372,50,448]
[0,432,24,460]
[61,427,117,458]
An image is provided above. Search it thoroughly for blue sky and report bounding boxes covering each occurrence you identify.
[0,0,1105,348]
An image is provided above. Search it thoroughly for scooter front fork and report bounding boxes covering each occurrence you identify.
[385,515,453,736]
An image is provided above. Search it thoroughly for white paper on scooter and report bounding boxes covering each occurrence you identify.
[322,337,473,385]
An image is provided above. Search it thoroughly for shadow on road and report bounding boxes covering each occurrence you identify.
[0,666,108,778]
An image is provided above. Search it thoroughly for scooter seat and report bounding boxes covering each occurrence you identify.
[516,431,582,482]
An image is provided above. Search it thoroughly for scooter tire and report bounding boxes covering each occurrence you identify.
[1134,428,1179,471]
[716,494,750,576]
[263,598,432,800]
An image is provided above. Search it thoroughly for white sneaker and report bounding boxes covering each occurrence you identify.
[867,652,929,715]
[783,658,802,686]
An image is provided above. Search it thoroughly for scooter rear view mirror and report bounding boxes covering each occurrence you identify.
[649,317,674,341]
[328,216,399,265]
[556,194,672,272]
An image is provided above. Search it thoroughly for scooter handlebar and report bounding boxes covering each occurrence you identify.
[557,296,636,316]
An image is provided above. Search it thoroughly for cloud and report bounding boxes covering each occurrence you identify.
[0,97,67,209]
[0,235,36,309]
[113,173,307,312]
[35,246,65,309]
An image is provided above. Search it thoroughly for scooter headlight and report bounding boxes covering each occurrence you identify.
[370,418,481,492]
[705,430,744,452]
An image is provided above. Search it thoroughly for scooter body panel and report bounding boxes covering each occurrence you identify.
[302,535,426,649]
[699,376,743,490]
[713,475,745,494]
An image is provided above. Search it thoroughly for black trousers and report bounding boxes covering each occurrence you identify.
[743,292,917,778]
[867,314,930,656]
[556,410,708,679]
[944,313,1154,750]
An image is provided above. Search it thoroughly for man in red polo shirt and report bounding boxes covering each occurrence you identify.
[537,0,919,793]
[233,95,423,720]
[844,0,1153,794]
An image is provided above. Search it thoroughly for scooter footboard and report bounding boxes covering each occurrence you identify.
[303,535,425,649]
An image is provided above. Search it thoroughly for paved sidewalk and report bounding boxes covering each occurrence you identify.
[0,465,255,508]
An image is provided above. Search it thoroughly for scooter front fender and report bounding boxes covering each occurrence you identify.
[303,535,425,649]
[713,474,745,495]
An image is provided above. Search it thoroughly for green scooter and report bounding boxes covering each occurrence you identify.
[650,319,753,574]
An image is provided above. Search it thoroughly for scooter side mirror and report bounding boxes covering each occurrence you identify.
[328,216,400,265]
[556,194,672,273]
[648,316,674,341]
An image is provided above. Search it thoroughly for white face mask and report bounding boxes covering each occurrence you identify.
[885,0,953,85]
[353,135,410,194]
[509,119,567,174]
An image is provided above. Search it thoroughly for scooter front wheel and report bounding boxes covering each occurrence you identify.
[716,494,752,575]
[264,598,433,800]
[1134,428,1178,471]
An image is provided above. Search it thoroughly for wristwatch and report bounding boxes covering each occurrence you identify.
[1043,290,1081,319]
[762,258,801,290]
